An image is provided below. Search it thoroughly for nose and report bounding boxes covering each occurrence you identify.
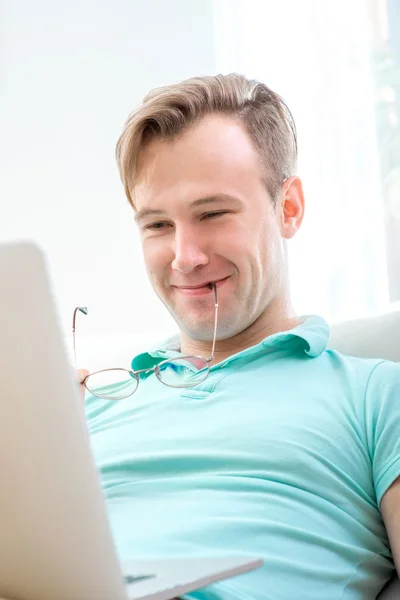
[171,226,209,274]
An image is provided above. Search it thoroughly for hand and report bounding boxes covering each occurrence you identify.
[77,369,89,401]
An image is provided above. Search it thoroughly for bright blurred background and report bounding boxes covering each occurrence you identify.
[1,0,399,342]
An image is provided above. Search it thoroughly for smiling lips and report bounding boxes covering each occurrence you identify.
[173,276,229,296]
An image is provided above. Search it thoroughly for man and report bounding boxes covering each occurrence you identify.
[80,74,400,599]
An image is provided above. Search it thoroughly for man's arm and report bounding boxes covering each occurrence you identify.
[381,476,400,574]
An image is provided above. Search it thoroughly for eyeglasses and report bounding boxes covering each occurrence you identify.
[72,284,219,401]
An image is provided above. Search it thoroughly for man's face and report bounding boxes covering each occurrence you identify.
[133,114,287,341]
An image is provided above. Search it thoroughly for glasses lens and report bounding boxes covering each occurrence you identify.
[157,356,209,388]
[85,369,138,400]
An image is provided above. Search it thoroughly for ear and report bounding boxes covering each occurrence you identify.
[276,176,305,239]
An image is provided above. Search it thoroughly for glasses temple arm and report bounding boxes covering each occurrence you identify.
[72,306,88,366]
[209,284,218,361]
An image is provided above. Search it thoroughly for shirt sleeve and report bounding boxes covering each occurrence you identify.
[364,360,400,505]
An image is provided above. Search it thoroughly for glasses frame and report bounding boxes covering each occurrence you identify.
[72,284,219,400]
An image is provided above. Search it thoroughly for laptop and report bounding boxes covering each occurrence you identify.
[0,241,262,600]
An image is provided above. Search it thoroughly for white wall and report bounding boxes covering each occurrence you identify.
[0,0,217,340]
[214,0,390,323]
[2,0,394,355]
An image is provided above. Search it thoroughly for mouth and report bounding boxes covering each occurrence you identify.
[173,276,230,295]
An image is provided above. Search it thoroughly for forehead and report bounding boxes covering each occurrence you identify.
[133,114,265,211]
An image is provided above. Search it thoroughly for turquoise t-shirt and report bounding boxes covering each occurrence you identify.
[85,316,400,599]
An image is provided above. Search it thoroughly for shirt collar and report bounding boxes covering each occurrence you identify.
[131,315,330,371]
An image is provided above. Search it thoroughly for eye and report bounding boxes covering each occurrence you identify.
[145,221,171,231]
[201,211,228,221]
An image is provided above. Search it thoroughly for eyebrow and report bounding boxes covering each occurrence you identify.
[134,194,241,225]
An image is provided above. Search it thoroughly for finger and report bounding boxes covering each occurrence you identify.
[77,369,89,384]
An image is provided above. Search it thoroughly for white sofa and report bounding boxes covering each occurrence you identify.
[74,311,400,598]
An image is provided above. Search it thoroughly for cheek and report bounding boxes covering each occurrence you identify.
[248,219,281,274]
[260,226,284,275]
[141,240,170,282]
[225,221,254,251]
[217,225,261,273]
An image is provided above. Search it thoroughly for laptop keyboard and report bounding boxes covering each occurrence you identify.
[124,574,155,585]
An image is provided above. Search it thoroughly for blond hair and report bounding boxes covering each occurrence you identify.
[116,73,298,207]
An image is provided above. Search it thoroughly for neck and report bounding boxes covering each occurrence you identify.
[180,293,300,366]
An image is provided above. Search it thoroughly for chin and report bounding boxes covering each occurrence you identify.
[180,320,215,341]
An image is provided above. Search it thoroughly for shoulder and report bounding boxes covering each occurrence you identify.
[363,358,400,402]
[316,350,399,402]
[322,350,400,406]
[334,353,400,390]
[320,348,386,381]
